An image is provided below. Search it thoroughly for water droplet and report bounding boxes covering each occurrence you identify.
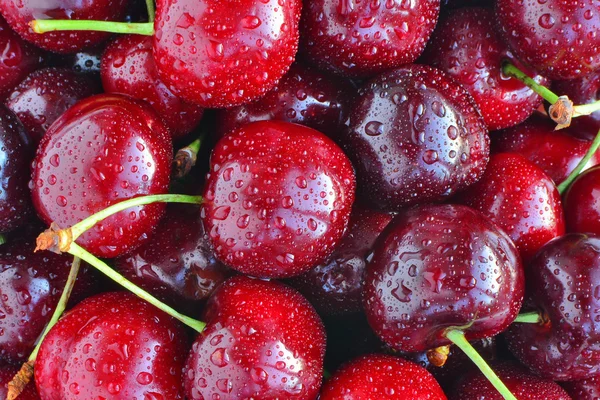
[365,121,384,136]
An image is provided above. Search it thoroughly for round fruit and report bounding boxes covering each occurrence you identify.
[564,165,600,235]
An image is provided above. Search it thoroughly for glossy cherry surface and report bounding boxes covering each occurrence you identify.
[102,35,204,138]
[0,363,40,399]
[343,64,489,211]
[202,120,355,278]
[35,291,188,399]
[563,376,600,400]
[185,276,326,400]
[320,354,447,400]
[364,204,524,352]
[300,0,440,78]
[31,94,172,259]
[563,165,600,236]
[553,71,600,141]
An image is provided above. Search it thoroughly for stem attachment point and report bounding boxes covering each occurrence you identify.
[35,222,72,254]
[6,360,34,400]
[427,345,450,367]
[548,95,574,130]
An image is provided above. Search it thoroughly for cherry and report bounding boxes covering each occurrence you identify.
[495,0,600,80]
[101,35,204,138]
[456,153,565,262]
[505,233,600,381]
[492,112,600,185]
[31,94,173,259]
[184,276,325,399]
[300,0,440,78]
[342,64,489,211]
[288,207,394,316]
[113,204,231,314]
[34,291,189,399]
[421,7,547,131]
[6,67,100,145]
[202,120,356,278]
[0,364,39,399]
[214,63,356,141]
[319,354,447,400]
[563,165,600,236]
[562,376,600,400]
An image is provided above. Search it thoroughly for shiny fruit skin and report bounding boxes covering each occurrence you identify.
[562,376,600,400]
[31,94,172,259]
[202,120,356,278]
[564,166,600,236]
[364,204,524,352]
[0,363,40,399]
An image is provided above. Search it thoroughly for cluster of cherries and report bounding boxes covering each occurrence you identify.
[1,0,600,399]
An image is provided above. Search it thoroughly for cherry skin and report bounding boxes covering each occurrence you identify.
[492,112,600,185]
[319,354,447,400]
[185,276,326,400]
[563,376,600,400]
[495,0,600,80]
[202,120,356,279]
[0,363,40,399]
[300,0,440,78]
[342,64,489,211]
[6,67,100,145]
[35,291,189,399]
[364,204,524,353]
[505,233,600,381]
[102,35,204,139]
[563,165,600,236]
[421,7,547,131]
[31,94,173,259]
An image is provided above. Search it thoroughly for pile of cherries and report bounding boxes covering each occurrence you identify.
[1,0,600,399]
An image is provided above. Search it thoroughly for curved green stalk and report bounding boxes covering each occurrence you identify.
[558,128,600,194]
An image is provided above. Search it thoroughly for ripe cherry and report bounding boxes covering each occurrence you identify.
[563,376,600,400]
[0,364,39,399]
[202,120,356,278]
[31,94,173,259]
[563,165,600,236]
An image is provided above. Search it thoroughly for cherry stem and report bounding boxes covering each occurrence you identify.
[0,234,5,245]
[445,329,517,400]
[513,311,543,324]
[69,242,206,332]
[145,0,155,22]
[557,128,600,194]
[31,19,154,36]
[573,100,600,117]
[173,133,206,178]
[502,62,559,104]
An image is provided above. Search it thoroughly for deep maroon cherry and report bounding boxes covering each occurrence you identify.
[492,112,600,185]
[563,165,600,236]
[102,35,204,138]
[300,0,440,78]
[563,376,600,400]
[49,45,103,75]
[342,64,489,211]
[202,120,356,278]
[288,207,393,316]
[35,291,189,399]
[6,67,100,144]
[506,233,600,381]
[320,354,447,400]
[0,363,39,399]
[495,0,600,80]
[421,7,547,131]
[31,94,173,259]
[185,276,326,400]
[364,204,524,352]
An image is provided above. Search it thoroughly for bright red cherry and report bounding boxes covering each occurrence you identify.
[185,276,326,400]
[300,0,440,78]
[35,292,189,399]
[0,364,39,399]
[563,376,600,400]
[563,165,600,236]
[202,120,356,278]
[31,94,173,259]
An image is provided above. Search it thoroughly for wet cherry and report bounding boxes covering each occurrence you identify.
[0,363,39,399]
[563,165,600,236]
[563,376,600,400]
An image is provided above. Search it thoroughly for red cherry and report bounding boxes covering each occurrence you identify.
[563,165,600,235]
[185,276,325,400]
[31,94,173,259]
[320,354,447,400]
[300,0,440,78]
[563,376,600,400]
[0,364,39,399]
[34,291,189,399]
[202,120,356,278]
[101,35,204,138]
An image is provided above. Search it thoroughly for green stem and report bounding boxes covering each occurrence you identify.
[574,100,600,117]
[557,128,600,194]
[0,234,6,245]
[31,20,154,36]
[145,0,155,22]
[513,312,543,324]
[173,133,207,178]
[502,62,559,104]
[446,330,517,400]
[69,242,206,333]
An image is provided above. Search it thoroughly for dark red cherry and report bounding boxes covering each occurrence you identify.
[300,0,440,78]
[31,94,173,259]
[563,165,600,236]
[113,204,231,314]
[563,376,600,400]
[421,7,547,131]
[153,0,301,108]
[492,112,600,185]
[202,120,356,278]
[342,64,489,211]
[6,67,100,144]
[0,363,39,399]
[102,35,204,139]
[456,153,565,262]
[288,207,393,316]
[185,276,326,400]
[452,362,572,400]
[364,204,524,352]
[495,0,600,80]
[505,233,600,381]
[214,63,356,141]
[320,354,447,400]
[35,291,188,399]
[0,0,128,53]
